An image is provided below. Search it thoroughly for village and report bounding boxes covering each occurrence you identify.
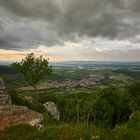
[42,74,106,90]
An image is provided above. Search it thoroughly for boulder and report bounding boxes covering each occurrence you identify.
[0,105,43,131]
[44,101,60,121]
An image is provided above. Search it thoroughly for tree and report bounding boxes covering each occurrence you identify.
[12,53,52,105]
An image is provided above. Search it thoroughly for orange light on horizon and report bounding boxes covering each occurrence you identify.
[0,49,64,61]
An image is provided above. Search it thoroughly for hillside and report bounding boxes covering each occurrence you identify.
[0,63,140,140]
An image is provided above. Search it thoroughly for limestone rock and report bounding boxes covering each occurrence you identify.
[0,77,43,131]
[0,105,43,131]
[0,94,11,106]
[0,77,5,93]
[44,101,60,121]
[0,77,11,106]
[28,118,43,129]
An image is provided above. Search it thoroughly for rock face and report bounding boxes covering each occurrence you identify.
[0,77,43,131]
[0,105,43,131]
[44,101,60,121]
[0,94,11,106]
[0,77,11,106]
[0,77,5,91]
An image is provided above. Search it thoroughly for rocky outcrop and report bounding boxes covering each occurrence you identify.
[0,77,43,131]
[0,77,5,92]
[0,94,11,106]
[0,77,11,106]
[44,101,60,121]
[0,105,43,131]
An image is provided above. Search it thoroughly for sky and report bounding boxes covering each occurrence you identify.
[0,0,140,61]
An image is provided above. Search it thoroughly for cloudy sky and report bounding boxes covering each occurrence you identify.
[0,0,140,61]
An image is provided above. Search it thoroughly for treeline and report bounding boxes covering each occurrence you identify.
[113,68,140,78]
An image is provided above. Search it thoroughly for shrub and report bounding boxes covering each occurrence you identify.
[8,89,45,113]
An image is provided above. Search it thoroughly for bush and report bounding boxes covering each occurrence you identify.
[127,111,140,130]
[8,89,46,113]
[127,83,140,111]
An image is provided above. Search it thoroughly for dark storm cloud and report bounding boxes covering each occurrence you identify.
[56,0,140,39]
[0,18,63,50]
[0,0,140,50]
[0,0,62,20]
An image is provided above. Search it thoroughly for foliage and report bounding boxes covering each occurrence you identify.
[127,83,140,111]
[8,88,45,113]
[8,83,139,129]
[36,86,133,128]
[12,53,52,87]
[127,110,140,130]
[113,111,140,140]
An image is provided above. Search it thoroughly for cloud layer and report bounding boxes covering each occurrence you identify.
[0,0,140,60]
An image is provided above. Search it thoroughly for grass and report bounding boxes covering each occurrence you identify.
[0,123,111,140]
[1,123,139,140]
